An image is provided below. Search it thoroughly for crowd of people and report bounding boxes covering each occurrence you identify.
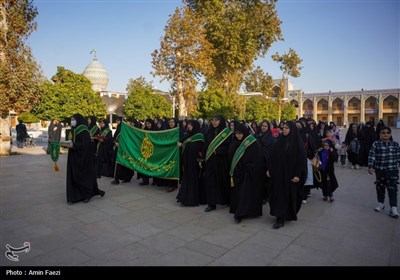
[62,114,399,227]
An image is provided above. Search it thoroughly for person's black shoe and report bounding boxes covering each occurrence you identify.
[234,217,241,224]
[122,179,131,183]
[111,179,119,185]
[204,206,216,212]
[273,222,284,229]
[100,191,105,198]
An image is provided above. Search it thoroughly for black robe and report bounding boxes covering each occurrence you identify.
[113,124,134,181]
[202,122,231,207]
[268,123,307,222]
[229,139,264,219]
[67,124,103,203]
[96,128,114,177]
[176,139,203,206]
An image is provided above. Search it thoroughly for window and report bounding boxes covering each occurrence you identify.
[388,102,394,108]
[322,104,328,110]
[352,103,358,108]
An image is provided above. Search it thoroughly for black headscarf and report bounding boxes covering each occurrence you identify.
[87,116,98,130]
[188,119,201,136]
[234,123,250,139]
[72,114,87,128]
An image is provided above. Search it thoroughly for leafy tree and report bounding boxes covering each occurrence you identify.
[243,66,274,96]
[271,48,303,122]
[0,0,43,155]
[184,0,282,94]
[196,89,234,120]
[124,77,171,120]
[18,112,39,123]
[151,7,214,117]
[281,103,297,121]
[33,67,106,123]
[244,96,278,123]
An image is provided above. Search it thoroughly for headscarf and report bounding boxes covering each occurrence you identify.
[87,116,98,130]
[72,114,87,128]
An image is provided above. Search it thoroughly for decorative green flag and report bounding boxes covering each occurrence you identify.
[116,121,180,180]
[50,141,60,172]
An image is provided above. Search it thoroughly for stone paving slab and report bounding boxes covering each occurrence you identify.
[1,130,400,267]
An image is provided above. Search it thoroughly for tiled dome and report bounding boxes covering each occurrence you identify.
[83,58,109,91]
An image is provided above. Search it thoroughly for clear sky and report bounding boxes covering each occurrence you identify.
[29,0,400,94]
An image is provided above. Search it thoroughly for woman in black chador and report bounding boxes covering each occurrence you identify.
[176,120,204,206]
[87,116,100,165]
[111,117,134,185]
[201,115,232,212]
[66,114,105,204]
[228,123,263,223]
[267,121,307,229]
[96,119,114,178]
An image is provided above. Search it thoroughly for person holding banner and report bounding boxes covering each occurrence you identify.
[111,117,134,185]
[176,120,204,206]
[65,114,105,204]
[201,115,232,212]
[228,123,264,223]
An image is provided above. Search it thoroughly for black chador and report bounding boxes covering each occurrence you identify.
[228,123,263,223]
[112,118,134,184]
[202,115,232,212]
[268,121,307,228]
[176,120,204,206]
[66,114,105,204]
[96,119,114,178]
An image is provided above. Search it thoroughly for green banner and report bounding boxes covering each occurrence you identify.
[116,121,180,179]
[50,141,60,162]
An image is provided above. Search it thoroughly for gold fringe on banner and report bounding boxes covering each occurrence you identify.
[54,162,59,172]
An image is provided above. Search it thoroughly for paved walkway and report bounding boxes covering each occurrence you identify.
[1,130,399,266]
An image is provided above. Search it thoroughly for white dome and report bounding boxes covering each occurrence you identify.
[83,58,109,91]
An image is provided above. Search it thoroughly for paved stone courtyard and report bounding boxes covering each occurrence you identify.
[1,130,399,266]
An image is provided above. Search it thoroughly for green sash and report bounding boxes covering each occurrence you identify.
[205,128,232,161]
[229,135,257,186]
[89,126,99,137]
[73,125,89,142]
[182,133,204,154]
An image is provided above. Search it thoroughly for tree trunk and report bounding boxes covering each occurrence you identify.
[176,62,187,118]
[0,2,8,64]
[0,116,11,156]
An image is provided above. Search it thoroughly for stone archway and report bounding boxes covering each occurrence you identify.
[382,95,399,126]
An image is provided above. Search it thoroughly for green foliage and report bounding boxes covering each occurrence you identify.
[123,77,171,120]
[151,7,214,117]
[244,96,278,123]
[33,67,106,122]
[281,103,297,121]
[18,111,39,123]
[243,66,274,96]
[196,89,234,120]
[271,48,303,78]
[184,0,283,94]
[0,0,44,117]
